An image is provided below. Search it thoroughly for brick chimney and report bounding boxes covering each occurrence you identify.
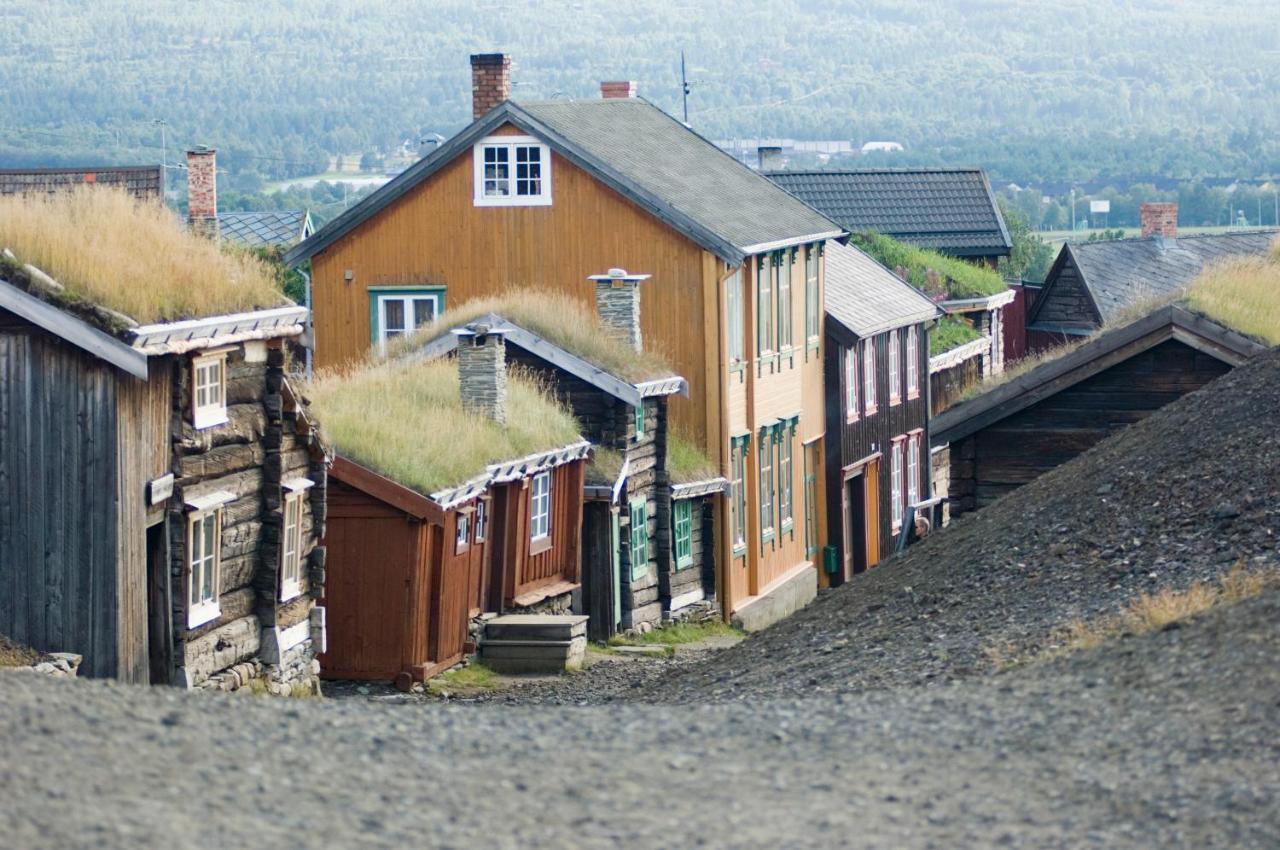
[186,146,219,240]
[1140,202,1178,239]
[600,80,637,99]
[453,322,510,424]
[757,145,784,171]
[587,268,651,351]
[471,53,511,119]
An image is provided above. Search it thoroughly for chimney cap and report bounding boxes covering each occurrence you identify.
[589,268,651,282]
[187,145,215,155]
[452,321,513,339]
[470,52,510,66]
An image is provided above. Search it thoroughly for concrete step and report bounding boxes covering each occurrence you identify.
[484,614,588,643]
[479,636,586,674]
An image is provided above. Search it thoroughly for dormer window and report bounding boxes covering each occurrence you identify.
[191,349,230,430]
[473,135,552,206]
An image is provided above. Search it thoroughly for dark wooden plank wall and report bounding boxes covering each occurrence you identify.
[1034,257,1101,330]
[930,354,982,416]
[951,339,1231,512]
[0,318,124,678]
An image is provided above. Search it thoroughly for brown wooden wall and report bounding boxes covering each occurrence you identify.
[1033,254,1101,331]
[490,460,585,605]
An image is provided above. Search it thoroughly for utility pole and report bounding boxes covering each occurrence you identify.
[680,50,691,124]
[1070,188,1076,232]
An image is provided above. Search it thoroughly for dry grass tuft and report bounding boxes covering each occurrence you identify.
[394,288,674,382]
[0,634,39,668]
[305,358,581,496]
[0,188,284,324]
[1187,254,1280,346]
[667,433,718,484]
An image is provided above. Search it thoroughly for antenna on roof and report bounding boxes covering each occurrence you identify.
[680,50,691,125]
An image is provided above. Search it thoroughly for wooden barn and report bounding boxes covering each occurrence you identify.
[413,286,724,640]
[934,304,1266,515]
[308,334,589,686]
[822,240,941,583]
[0,218,326,692]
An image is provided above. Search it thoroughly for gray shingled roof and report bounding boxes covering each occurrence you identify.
[824,239,940,339]
[0,166,163,202]
[1065,231,1278,322]
[218,210,312,249]
[286,99,843,266]
[767,169,1012,257]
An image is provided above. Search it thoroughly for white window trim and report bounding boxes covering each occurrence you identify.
[191,350,230,430]
[474,498,489,543]
[863,339,878,416]
[374,290,443,355]
[906,326,920,398]
[845,348,859,422]
[530,471,552,541]
[890,438,905,531]
[456,512,471,554]
[187,507,223,629]
[907,433,921,509]
[473,135,553,207]
[888,329,901,405]
[279,489,305,602]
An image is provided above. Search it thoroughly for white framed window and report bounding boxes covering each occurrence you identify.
[805,244,821,344]
[456,512,470,555]
[474,499,488,543]
[759,431,775,541]
[730,436,749,552]
[191,350,229,430]
[530,471,551,541]
[756,255,774,356]
[906,325,920,398]
[279,485,309,602]
[863,339,878,415]
[726,267,744,369]
[845,347,859,422]
[777,250,793,350]
[187,508,223,628]
[372,288,443,353]
[907,433,921,509]
[891,438,905,531]
[888,329,901,405]
[473,135,552,206]
[778,424,794,531]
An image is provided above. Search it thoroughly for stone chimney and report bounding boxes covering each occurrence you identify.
[600,80,637,99]
[471,53,511,119]
[1141,202,1178,239]
[453,322,509,425]
[186,146,219,240]
[587,268,651,351]
[757,146,784,171]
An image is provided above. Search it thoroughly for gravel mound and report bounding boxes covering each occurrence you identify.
[644,347,1280,703]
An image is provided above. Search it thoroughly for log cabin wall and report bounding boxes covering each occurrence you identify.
[930,353,982,416]
[619,397,665,628]
[1032,253,1101,333]
[947,338,1231,514]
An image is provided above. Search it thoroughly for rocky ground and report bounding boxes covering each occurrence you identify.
[2,353,1278,847]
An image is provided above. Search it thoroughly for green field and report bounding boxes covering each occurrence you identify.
[1040,225,1276,246]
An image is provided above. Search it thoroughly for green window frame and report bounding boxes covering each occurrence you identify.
[805,243,821,349]
[730,434,750,555]
[673,500,694,569]
[633,402,645,441]
[778,420,795,534]
[629,496,649,581]
[803,443,818,559]
[727,267,745,370]
[759,426,775,543]
[756,255,773,356]
[368,286,446,354]
[777,249,793,350]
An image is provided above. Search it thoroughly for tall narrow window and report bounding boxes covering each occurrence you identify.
[777,250,793,350]
[673,500,693,569]
[803,443,818,558]
[726,267,744,368]
[191,351,228,430]
[907,433,921,510]
[778,424,794,531]
[906,325,920,398]
[863,338,878,416]
[759,430,775,541]
[756,255,774,355]
[455,512,471,555]
[805,244,821,345]
[280,486,308,601]
[634,403,645,441]
[731,437,748,553]
[629,496,649,580]
[845,347,859,422]
[473,136,552,206]
[891,438,905,531]
[474,499,488,543]
[187,508,223,628]
[530,471,552,541]
[888,329,901,405]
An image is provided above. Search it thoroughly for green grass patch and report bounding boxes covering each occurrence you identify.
[608,620,742,647]
[428,662,501,694]
[852,232,1007,299]
[930,314,983,356]
[667,433,718,484]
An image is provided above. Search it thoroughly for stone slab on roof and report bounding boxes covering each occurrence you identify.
[0,166,163,202]
[218,210,312,249]
[824,239,940,339]
[767,168,1011,257]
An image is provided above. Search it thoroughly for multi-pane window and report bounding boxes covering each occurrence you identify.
[187,509,222,628]
[726,267,744,368]
[673,500,693,569]
[474,136,552,206]
[845,348,859,422]
[731,437,748,552]
[474,499,488,543]
[756,255,774,355]
[629,496,649,579]
[863,338,878,415]
[759,433,775,540]
[907,433,921,510]
[530,471,551,541]
[777,250,793,350]
[280,488,306,601]
[456,512,470,555]
[778,425,794,531]
[906,325,920,398]
[191,351,228,430]
[891,439,905,531]
[888,329,901,405]
[803,444,818,558]
[805,244,821,344]
[373,290,442,353]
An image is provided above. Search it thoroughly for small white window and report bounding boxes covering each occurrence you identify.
[279,488,307,602]
[474,499,488,543]
[374,290,442,353]
[891,439,905,531]
[888,329,901,405]
[906,326,920,398]
[845,348,859,421]
[473,135,552,206]
[907,434,921,509]
[456,512,470,554]
[188,508,222,628]
[863,339,878,415]
[530,471,551,541]
[191,351,229,430]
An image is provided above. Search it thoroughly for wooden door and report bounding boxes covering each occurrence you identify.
[145,519,172,686]
[864,458,881,569]
[610,509,622,629]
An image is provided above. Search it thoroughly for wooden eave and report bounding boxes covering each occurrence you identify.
[0,278,149,379]
[329,455,445,525]
[670,477,730,500]
[128,305,308,355]
[931,305,1265,447]
[928,336,988,374]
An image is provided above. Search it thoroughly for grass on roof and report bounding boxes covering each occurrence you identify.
[586,448,624,486]
[930,314,984,356]
[395,289,673,382]
[305,359,581,496]
[0,188,285,325]
[668,433,719,484]
[852,232,1007,299]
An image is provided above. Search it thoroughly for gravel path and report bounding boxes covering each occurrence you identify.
[2,586,1277,849]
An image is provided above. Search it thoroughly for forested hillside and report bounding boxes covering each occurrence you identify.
[2,0,1278,188]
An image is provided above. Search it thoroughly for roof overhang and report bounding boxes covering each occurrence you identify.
[0,279,149,379]
[671,477,729,499]
[931,305,1265,446]
[329,455,445,524]
[928,336,989,374]
[128,305,307,355]
[940,288,1016,313]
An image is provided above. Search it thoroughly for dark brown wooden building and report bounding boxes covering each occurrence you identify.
[822,241,941,584]
[934,305,1266,514]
